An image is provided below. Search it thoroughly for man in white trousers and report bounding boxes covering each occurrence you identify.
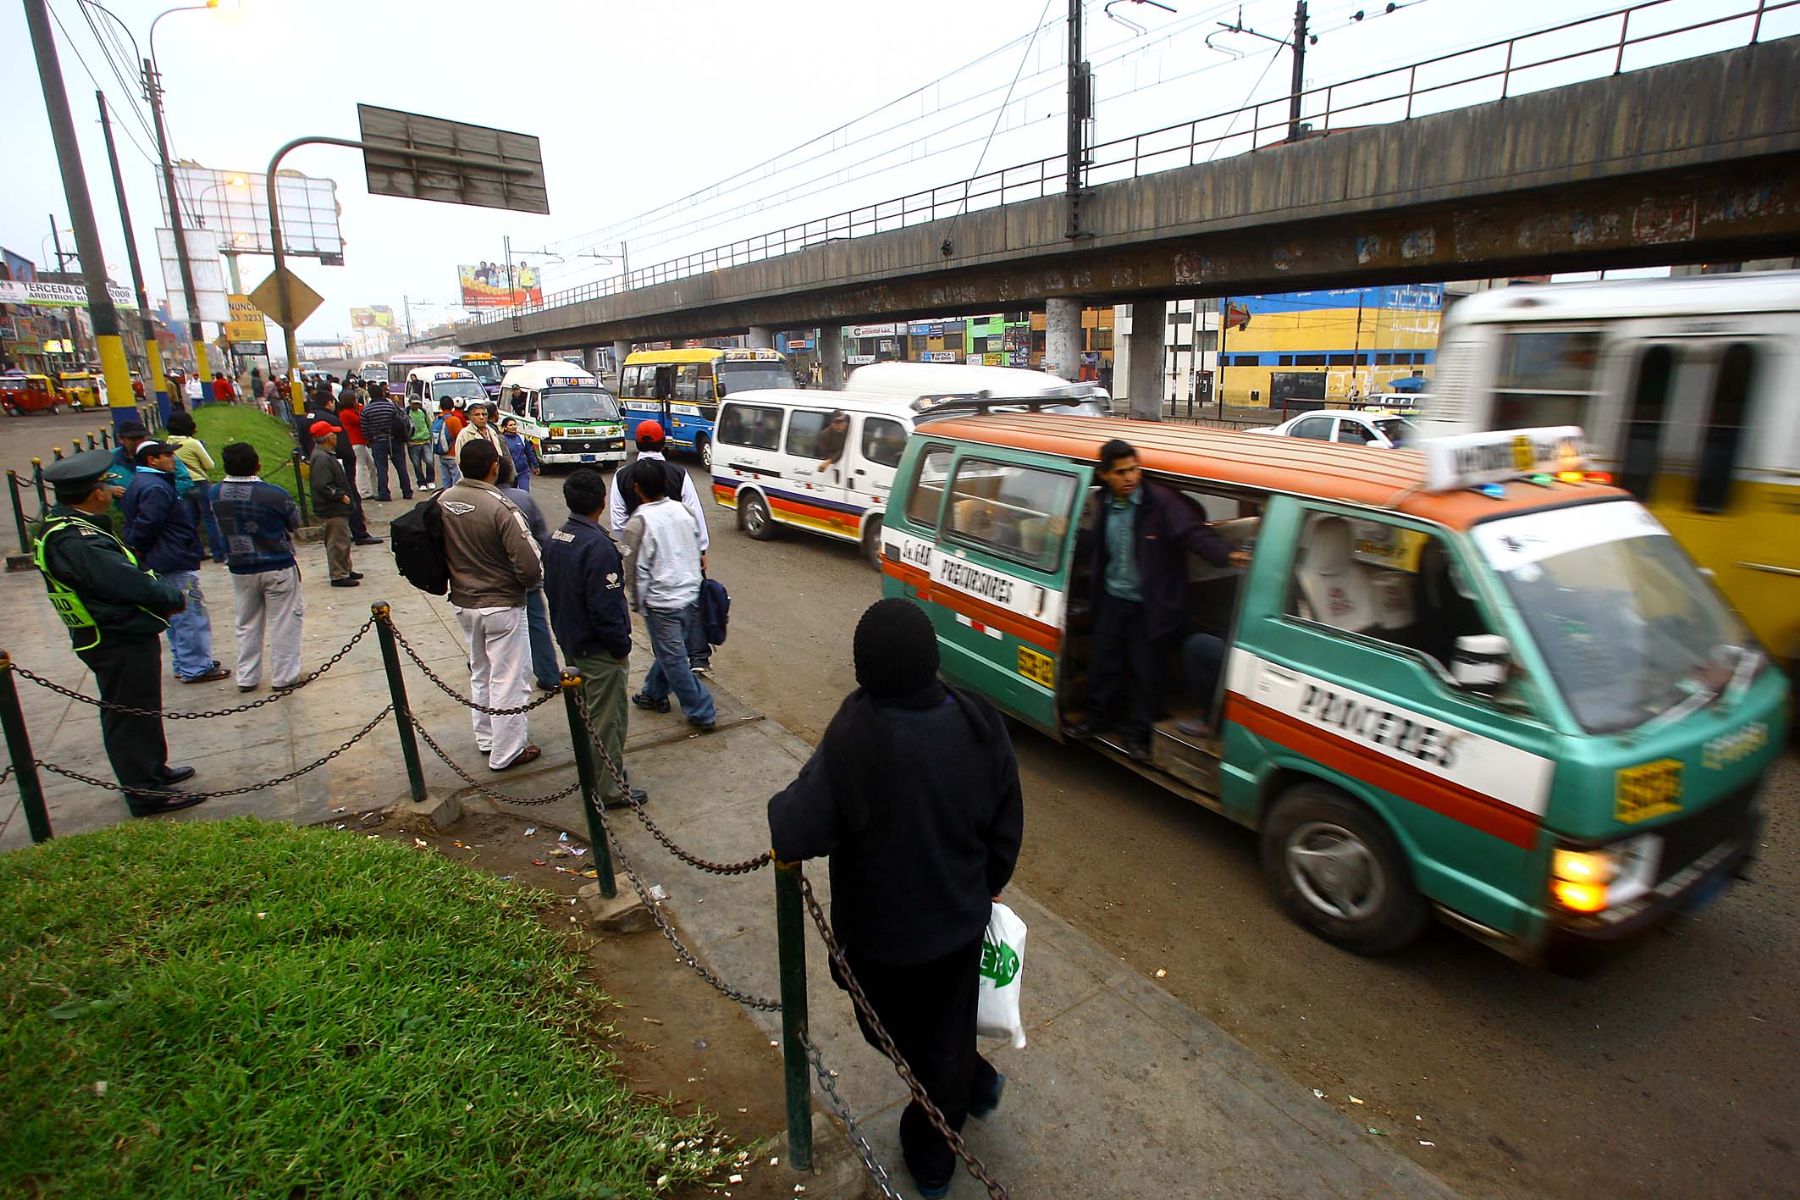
[209,443,305,691]
[439,437,543,770]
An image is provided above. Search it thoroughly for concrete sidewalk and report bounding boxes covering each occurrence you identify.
[0,526,1456,1199]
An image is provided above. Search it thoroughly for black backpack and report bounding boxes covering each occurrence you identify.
[390,494,449,595]
[700,575,730,646]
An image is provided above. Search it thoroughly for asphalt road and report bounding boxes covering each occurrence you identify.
[12,406,1792,1200]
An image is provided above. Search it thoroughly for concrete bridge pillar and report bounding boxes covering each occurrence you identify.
[1125,305,1164,422]
[582,347,600,375]
[612,340,631,386]
[746,326,774,350]
[1045,297,1082,382]
[819,325,844,389]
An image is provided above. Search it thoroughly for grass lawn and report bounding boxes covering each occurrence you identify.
[0,818,729,1198]
[192,407,302,501]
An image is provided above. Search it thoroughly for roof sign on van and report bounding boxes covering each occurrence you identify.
[1422,427,1586,492]
[542,377,600,389]
[721,348,784,362]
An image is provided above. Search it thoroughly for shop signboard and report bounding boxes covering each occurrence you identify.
[0,279,136,309]
[848,323,897,338]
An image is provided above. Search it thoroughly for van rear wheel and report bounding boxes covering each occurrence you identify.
[696,435,712,471]
[1261,782,1427,955]
[740,493,777,541]
[862,516,884,571]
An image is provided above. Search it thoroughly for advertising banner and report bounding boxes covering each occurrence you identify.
[225,294,266,343]
[457,263,543,308]
[0,278,136,309]
[349,305,395,328]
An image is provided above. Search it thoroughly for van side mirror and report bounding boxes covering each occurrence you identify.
[1451,634,1509,694]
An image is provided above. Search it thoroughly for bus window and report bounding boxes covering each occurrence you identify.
[946,459,1078,571]
[1492,329,1601,429]
[620,365,642,397]
[1694,342,1757,514]
[905,444,954,529]
[1618,344,1674,500]
[675,364,702,402]
[860,417,908,469]
[698,363,717,402]
[653,366,675,400]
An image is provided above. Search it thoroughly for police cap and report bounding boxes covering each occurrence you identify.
[42,449,114,491]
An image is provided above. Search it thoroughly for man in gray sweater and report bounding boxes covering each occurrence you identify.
[442,438,543,769]
[620,458,715,730]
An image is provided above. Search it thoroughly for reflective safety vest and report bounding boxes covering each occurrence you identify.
[32,514,138,652]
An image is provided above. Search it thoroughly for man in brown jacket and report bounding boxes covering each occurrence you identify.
[441,438,543,769]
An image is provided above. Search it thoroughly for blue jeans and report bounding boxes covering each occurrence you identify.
[164,569,218,679]
[189,488,226,562]
[639,602,715,723]
[525,587,559,688]
[437,454,461,488]
[408,442,434,485]
[514,468,532,492]
[371,437,411,500]
[1182,631,1226,722]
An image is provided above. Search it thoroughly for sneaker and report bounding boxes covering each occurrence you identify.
[603,786,649,810]
[688,716,717,733]
[691,662,713,677]
[180,666,231,683]
[631,693,670,714]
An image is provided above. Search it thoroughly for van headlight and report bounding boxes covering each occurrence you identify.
[1551,836,1661,914]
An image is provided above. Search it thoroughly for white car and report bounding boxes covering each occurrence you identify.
[1253,409,1418,448]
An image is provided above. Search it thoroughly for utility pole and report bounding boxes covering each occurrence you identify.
[142,53,214,401]
[1216,296,1229,419]
[48,214,72,270]
[505,235,519,332]
[1289,1,1309,143]
[98,90,167,407]
[1065,0,1093,241]
[23,0,135,430]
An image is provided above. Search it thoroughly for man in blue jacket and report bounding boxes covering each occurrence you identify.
[212,442,304,692]
[543,468,644,807]
[122,440,229,683]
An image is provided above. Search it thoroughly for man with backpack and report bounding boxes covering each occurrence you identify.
[609,420,713,674]
[441,438,543,770]
[620,458,714,732]
[407,398,436,490]
[433,397,465,488]
[361,382,412,502]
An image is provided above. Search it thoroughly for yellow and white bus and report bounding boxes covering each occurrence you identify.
[618,347,793,468]
[1420,273,1800,673]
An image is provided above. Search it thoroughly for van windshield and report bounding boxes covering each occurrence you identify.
[717,362,795,395]
[430,379,487,405]
[541,388,619,423]
[1472,502,1753,733]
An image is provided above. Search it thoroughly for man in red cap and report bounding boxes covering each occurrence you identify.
[308,422,360,586]
[609,419,713,673]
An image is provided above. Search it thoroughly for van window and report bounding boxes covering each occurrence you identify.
[946,459,1078,572]
[1618,344,1674,500]
[861,417,907,468]
[1492,329,1601,429]
[1693,342,1756,514]
[785,409,835,458]
[905,444,954,528]
[718,403,783,451]
[1287,511,1490,674]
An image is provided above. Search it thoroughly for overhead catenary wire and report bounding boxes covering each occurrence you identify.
[44,0,159,168]
[69,0,160,151]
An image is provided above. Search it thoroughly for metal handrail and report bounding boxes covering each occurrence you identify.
[464,0,1789,333]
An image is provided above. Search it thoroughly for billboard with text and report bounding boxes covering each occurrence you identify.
[457,262,543,308]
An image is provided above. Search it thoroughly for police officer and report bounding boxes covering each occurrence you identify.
[34,450,205,816]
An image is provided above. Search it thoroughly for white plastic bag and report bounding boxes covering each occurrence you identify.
[976,901,1028,1049]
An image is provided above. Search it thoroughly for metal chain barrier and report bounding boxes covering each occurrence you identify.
[406,713,581,807]
[800,1029,906,1200]
[388,623,562,716]
[11,618,376,719]
[36,705,394,800]
[799,872,1010,1200]
[574,702,772,876]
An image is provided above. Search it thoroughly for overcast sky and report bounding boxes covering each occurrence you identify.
[3,0,1783,341]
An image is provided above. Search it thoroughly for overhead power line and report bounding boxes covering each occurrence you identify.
[44,0,159,168]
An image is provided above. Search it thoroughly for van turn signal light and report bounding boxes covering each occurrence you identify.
[1552,879,1608,913]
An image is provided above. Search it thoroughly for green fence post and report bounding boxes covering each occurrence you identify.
[560,670,617,898]
[292,450,309,525]
[101,429,110,450]
[0,652,53,843]
[7,473,29,557]
[775,860,813,1171]
[30,459,47,516]
[370,602,428,804]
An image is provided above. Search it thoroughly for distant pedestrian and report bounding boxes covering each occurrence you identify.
[212,442,303,691]
[610,420,711,674]
[433,397,465,488]
[544,467,643,808]
[768,597,1022,1198]
[499,476,560,691]
[406,398,436,489]
[211,372,235,405]
[121,440,229,683]
[499,415,538,492]
[164,411,227,563]
[361,382,413,501]
[33,451,202,816]
[453,403,516,487]
[307,422,359,587]
[340,390,375,497]
[442,437,543,770]
[330,395,383,547]
[620,458,714,730]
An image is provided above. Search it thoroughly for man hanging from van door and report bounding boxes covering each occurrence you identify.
[608,419,714,674]
[1066,438,1249,760]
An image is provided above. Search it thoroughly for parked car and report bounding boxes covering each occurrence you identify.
[1253,408,1418,448]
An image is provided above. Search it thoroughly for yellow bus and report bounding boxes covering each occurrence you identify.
[618,347,793,468]
[1421,273,1800,674]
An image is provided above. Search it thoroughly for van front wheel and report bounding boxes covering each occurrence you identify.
[1261,782,1427,955]
[696,435,712,471]
[862,516,884,571]
[740,493,777,541]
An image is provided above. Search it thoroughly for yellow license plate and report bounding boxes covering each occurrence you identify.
[1615,759,1683,824]
[1017,645,1055,689]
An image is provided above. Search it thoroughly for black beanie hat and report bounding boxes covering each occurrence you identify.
[853,598,940,698]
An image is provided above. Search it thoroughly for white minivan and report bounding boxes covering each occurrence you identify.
[711,390,917,568]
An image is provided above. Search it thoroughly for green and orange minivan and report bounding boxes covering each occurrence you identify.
[880,412,1787,966]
